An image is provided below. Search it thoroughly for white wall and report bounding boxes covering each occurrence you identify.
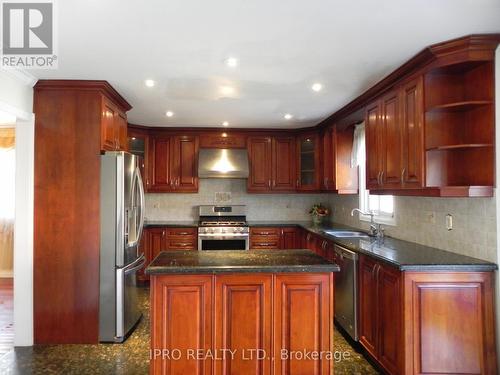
[0,69,35,346]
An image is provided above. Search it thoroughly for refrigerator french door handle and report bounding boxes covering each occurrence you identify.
[127,166,145,250]
[136,166,145,250]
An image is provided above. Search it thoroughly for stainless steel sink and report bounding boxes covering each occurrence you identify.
[322,230,371,239]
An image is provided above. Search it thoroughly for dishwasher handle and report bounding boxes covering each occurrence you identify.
[334,245,358,261]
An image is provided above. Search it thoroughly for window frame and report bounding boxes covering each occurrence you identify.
[356,129,396,226]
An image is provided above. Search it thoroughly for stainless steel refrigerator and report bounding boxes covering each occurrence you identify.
[99,151,145,342]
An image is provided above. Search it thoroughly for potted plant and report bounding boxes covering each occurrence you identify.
[309,203,330,225]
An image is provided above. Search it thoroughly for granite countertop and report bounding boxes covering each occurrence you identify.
[146,249,340,275]
[301,223,497,272]
[144,220,199,228]
[143,220,497,272]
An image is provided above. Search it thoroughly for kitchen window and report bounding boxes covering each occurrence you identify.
[353,123,395,225]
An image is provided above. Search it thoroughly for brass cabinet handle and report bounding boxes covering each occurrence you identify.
[380,171,384,185]
[268,180,271,187]
[377,171,381,186]
[296,179,299,187]
[401,168,406,184]
[176,232,191,235]
[162,230,166,237]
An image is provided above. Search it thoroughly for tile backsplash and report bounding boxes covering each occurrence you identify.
[328,194,497,262]
[145,179,496,262]
[145,179,330,222]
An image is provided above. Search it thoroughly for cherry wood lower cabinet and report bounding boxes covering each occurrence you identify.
[138,227,197,282]
[403,271,497,375]
[150,275,213,375]
[150,273,334,375]
[250,227,301,250]
[358,255,497,375]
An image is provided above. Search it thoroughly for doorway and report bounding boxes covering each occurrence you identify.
[0,117,16,357]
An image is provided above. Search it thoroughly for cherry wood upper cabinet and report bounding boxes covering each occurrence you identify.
[101,98,118,151]
[214,274,272,375]
[380,90,402,188]
[322,126,358,194]
[297,132,321,191]
[247,136,296,192]
[247,137,273,192]
[366,83,422,192]
[321,127,335,191]
[272,136,296,191]
[173,136,199,192]
[365,102,383,189]
[149,136,174,191]
[149,135,199,193]
[400,77,424,188]
[101,97,129,152]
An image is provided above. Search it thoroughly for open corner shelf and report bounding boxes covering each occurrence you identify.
[426,143,493,152]
[426,100,493,113]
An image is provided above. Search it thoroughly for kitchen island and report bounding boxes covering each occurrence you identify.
[146,250,340,375]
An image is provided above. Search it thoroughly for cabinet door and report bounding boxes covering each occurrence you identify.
[365,101,382,189]
[322,127,335,191]
[380,90,402,188]
[149,137,174,191]
[272,136,296,191]
[148,227,166,260]
[173,136,199,192]
[274,274,333,375]
[115,111,128,151]
[280,227,298,249]
[248,137,272,191]
[128,129,149,190]
[150,275,213,375]
[378,264,402,375]
[401,77,424,188]
[297,133,321,191]
[214,274,272,375]
[359,255,379,358]
[101,98,117,151]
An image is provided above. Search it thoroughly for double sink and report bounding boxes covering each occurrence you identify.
[321,230,371,239]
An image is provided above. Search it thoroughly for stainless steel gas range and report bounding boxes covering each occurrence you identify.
[198,205,249,250]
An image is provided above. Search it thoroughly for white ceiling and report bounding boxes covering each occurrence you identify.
[32,0,500,128]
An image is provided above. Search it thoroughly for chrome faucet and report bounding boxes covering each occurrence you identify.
[350,208,385,239]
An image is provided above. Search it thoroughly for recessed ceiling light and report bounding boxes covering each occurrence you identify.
[222,121,229,127]
[311,83,323,92]
[284,114,293,120]
[166,111,174,117]
[226,57,238,67]
[220,86,235,96]
[145,79,155,88]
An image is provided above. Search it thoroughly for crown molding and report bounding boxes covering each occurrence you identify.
[1,68,37,87]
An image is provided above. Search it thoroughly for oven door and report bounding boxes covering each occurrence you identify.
[198,234,249,250]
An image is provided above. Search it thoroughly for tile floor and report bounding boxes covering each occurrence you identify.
[0,286,379,374]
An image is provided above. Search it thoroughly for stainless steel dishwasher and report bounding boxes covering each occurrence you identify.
[334,244,358,341]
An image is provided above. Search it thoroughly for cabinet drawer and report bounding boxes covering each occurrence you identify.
[166,227,197,237]
[250,227,280,236]
[250,237,280,250]
[166,239,197,250]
